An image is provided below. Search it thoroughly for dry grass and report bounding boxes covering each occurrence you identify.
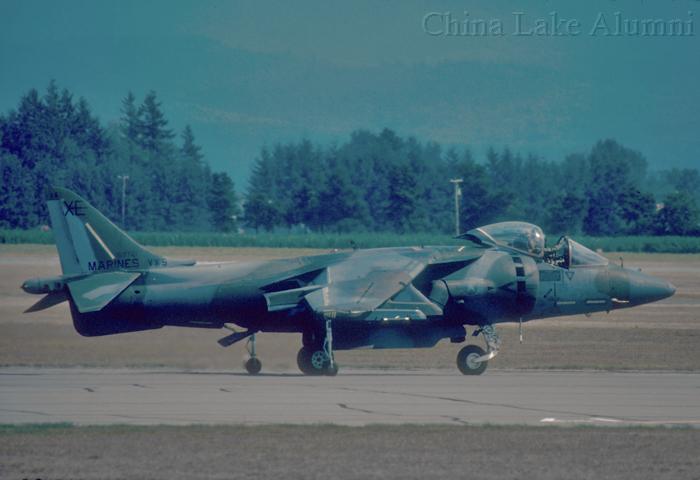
[1,424,699,480]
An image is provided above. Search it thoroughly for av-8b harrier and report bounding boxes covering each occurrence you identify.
[23,188,675,375]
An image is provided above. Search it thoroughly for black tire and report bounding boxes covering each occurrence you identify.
[325,363,339,376]
[298,347,337,376]
[457,345,488,375]
[302,331,315,349]
[297,347,317,375]
[245,357,262,375]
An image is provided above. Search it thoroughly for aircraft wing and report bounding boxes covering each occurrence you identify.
[304,269,420,317]
[300,247,484,321]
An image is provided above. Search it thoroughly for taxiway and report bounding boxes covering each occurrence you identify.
[1,368,698,426]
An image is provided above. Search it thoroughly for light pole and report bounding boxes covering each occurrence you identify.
[117,175,129,229]
[449,178,463,236]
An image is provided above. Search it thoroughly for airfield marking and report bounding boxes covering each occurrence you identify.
[541,417,700,426]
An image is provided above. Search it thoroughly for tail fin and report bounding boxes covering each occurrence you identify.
[48,187,167,274]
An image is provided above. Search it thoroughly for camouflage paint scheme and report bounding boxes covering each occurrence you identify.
[22,188,676,375]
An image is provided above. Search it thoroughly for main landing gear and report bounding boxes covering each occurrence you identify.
[297,317,338,376]
[456,324,501,376]
[218,322,337,376]
[229,322,498,377]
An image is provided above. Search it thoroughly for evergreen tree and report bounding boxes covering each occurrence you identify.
[318,160,369,232]
[174,126,210,230]
[2,82,699,238]
[0,83,233,232]
[244,192,280,232]
[208,172,239,232]
[120,91,142,143]
[0,82,109,226]
[137,91,174,152]
[284,140,325,230]
[244,149,280,232]
[0,149,34,228]
[456,154,499,230]
[181,125,203,163]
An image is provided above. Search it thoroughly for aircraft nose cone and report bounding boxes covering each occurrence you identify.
[628,270,676,305]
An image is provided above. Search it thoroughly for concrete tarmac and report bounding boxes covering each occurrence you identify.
[1,368,699,427]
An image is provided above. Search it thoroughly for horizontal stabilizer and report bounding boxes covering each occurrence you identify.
[67,271,140,313]
[24,291,68,313]
[264,285,324,312]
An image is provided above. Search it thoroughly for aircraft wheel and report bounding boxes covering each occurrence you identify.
[310,350,330,370]
[457,345,488,376]
[245,357,262,375]
[297,347,317,375]
[298,347,336,376]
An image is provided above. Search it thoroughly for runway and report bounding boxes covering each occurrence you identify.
[1,368,699,427]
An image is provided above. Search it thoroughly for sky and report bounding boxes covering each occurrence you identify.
[1,0,699,184]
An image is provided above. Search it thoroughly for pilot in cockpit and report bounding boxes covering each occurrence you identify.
[544,237,569,267]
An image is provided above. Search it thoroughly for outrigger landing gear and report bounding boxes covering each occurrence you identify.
[244,334,262,375]
[456,324,501,376]
[296,317,338,376]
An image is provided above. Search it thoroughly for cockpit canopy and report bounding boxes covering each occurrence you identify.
[462,221,608,268]
[550,237,609,268]
[463,221,545,257]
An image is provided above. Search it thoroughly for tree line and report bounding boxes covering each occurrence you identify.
[1,83,698,236]
[244,130,700,236]
[0,82,238,232]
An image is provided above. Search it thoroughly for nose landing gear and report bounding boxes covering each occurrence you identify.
[457,344,488,375]
[456,324,501,375]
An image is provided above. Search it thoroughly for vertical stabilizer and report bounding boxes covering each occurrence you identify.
[46,198,82,275]
[49,187,167,274]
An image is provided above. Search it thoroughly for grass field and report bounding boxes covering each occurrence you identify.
[1,423,699,480]
[3,228,700,252]
[1,245,698,372]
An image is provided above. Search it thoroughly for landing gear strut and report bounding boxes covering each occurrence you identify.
[456,324,501,376]
[244,334,262,375]
[297,317,338,376]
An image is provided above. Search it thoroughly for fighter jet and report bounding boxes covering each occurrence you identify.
[22,187,676,375]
